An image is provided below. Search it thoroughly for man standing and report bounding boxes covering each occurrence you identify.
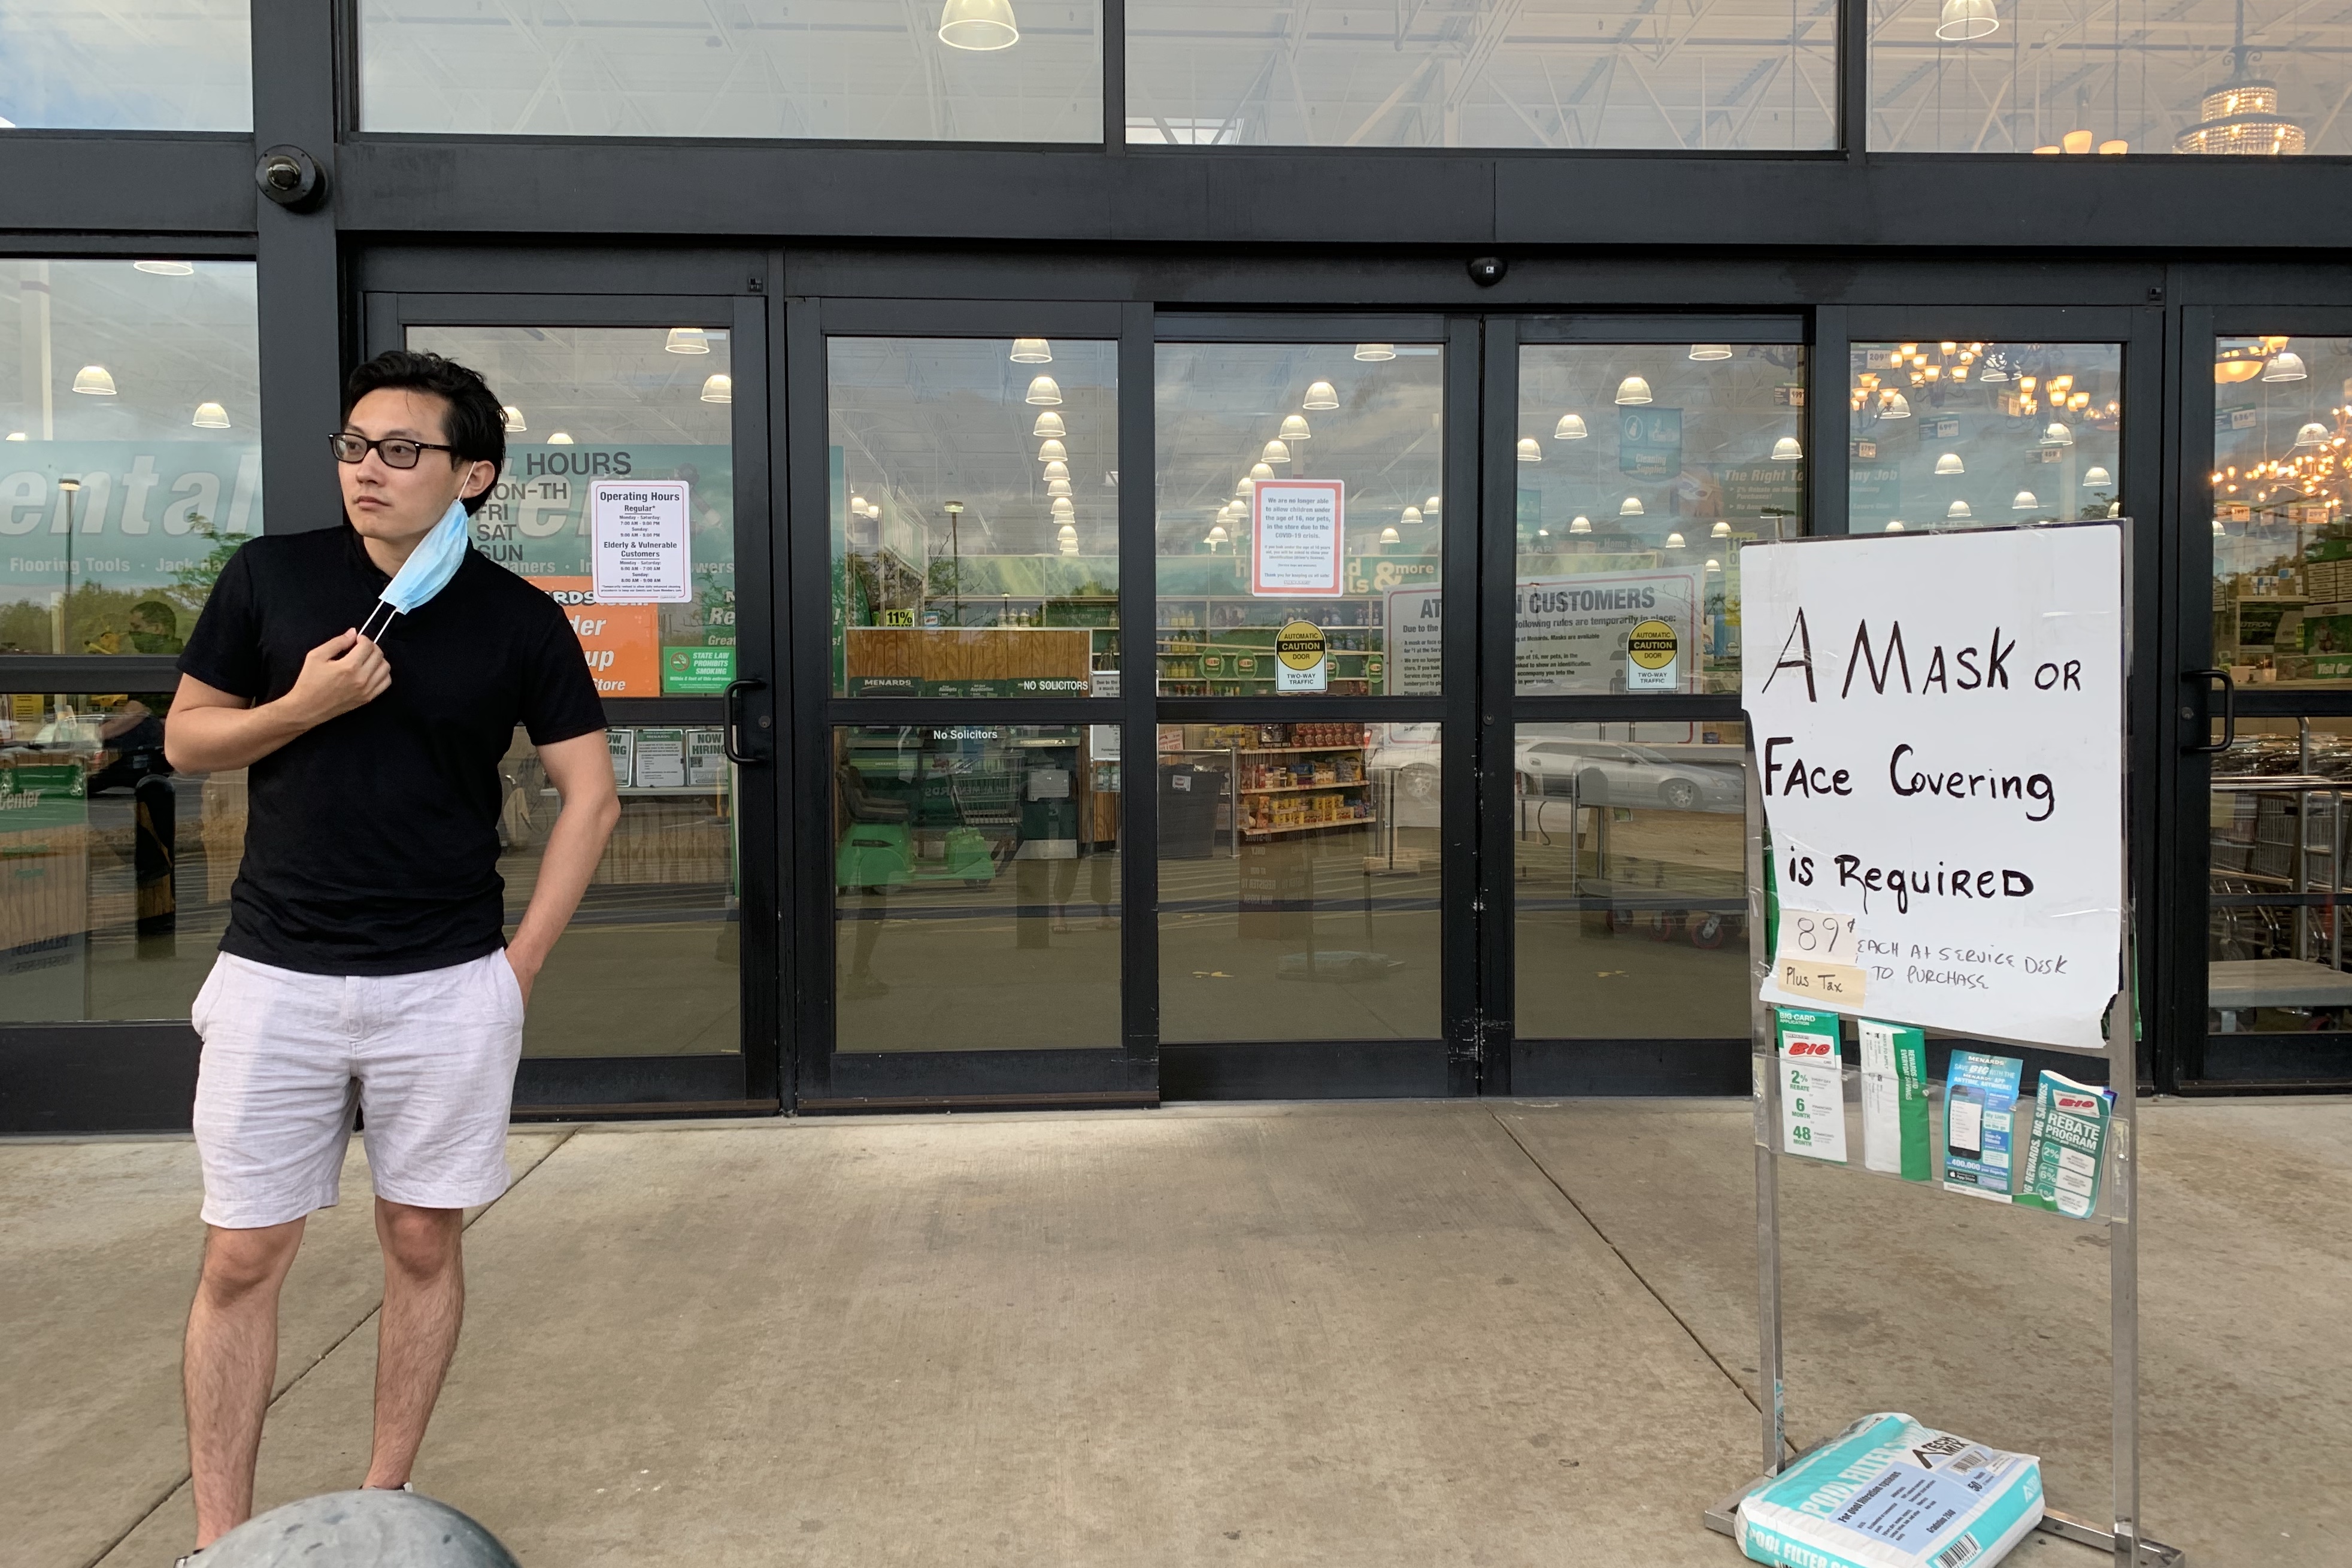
[165,350,619,1552]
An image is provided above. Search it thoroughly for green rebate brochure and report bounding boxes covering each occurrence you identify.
[1858,1018,1931,1181]
[1775,1008,1848,1164]
[1942,1051,2025,1201]
[2017,1070,2114,1219]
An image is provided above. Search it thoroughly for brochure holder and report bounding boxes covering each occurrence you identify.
[1697,521,2183,1567]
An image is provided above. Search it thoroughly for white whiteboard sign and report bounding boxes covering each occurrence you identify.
[591,480,692,603]
[1742,524,2124,1051]
[1517,568,1702,694]
[1251,479,1344,596]
[1386,584,1444,694]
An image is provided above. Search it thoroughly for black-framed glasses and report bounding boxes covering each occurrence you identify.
[329,432,457,469]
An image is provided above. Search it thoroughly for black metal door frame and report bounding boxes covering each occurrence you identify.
[361,280,784,1114]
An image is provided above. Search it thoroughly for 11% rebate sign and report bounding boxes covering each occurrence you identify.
[1741,523,2125,1051]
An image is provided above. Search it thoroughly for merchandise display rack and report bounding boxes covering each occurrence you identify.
[1162,724,1377,842]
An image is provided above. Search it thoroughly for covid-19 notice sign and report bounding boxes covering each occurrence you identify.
[1741,523,2126,1051]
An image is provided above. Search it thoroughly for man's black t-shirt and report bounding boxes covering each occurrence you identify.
[179,524,605,975]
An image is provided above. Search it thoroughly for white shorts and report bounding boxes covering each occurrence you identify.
[190,950,526,1229]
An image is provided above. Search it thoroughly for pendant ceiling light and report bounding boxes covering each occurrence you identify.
[1947,499,1972,519]
[1038,438,1067,463]
[1936,0,1999,41]
[2083,466,2113,487]
[1614,375,1653,406]
[2263,351,2308,383]
[1426,495,1442,511]
[1057,521,1079,547]
[1281,415,1311,442]
[1032,411,1066,438]
[2012,490,2040,510]
[1665,532,1687,549]
[1043,460,1070,482]
[938,0,1020,51]
[1569,516,1592,535]
[1262,439,1291,465]
[72,365,116,396]
[1047,478,1072,498]
[1517,438,1543,462]
[1025,375,1063,405]
[2175,3,2306,156]
[701,374,732,404]
[1235,477,1254,496]
[1886,520,1908,532]
[2043,421,2074,445]
[1379,526,1401,544]
[1771,436,1804,462]
[1880,392,1912,419]
[133,260,194,275]
[548,432,574,444]
[5,432,24,441]
[1304,380,1339,409]
[1977,355,2011,384]
[1706,557,1723,572]
[1250,462,1275,481]
[2293,422,2330,450]
[1401,506,1423,525]
[1010,337,1052,363]
[1354,344,1396,362]
[1555,413,1588,440]
[1051,496,1075,517]
[665,327,711,354]
[502,405,528,433]
[1620,496,1644,515]
[1712,520,1732,537]
[1689,344,1733,361]
[1934,452,1965,475]
[191,401,231,429]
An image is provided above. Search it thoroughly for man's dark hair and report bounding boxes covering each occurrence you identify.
[341,350,506,515]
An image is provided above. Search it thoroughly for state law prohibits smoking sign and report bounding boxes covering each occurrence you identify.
[592,480,692,604]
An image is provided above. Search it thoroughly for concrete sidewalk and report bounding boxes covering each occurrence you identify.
[6,1099,2347,1567]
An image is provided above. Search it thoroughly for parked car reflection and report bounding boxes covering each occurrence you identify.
[1514,736,1741,812]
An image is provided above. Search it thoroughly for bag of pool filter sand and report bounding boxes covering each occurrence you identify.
[1735,1412,2044,1568]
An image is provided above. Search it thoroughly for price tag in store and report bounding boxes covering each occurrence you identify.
[1777,1014,1848,1164]
[1774,909,1866,1005]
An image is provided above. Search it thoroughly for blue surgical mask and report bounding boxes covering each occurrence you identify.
[359,499,471,639]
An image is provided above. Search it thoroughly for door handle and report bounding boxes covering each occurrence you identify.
[2184,668,2235,754]
[723,676,769,764]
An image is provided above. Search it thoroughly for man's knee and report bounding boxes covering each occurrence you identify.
[198,1220,304,1302]
[376,1201,462,1278]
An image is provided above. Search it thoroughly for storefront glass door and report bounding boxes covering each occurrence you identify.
[365,287,781,1112]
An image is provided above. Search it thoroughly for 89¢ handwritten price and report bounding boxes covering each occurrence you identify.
[1775,910,1867,1005]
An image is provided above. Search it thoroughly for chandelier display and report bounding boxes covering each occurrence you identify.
[2175,0,2305,154]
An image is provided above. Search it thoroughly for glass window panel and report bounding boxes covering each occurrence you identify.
[1513,720,1748,1038]
[834,722,1122,1048]
[411,326,742,1056]
[1516,343,1804,694]
[1,260,262,655]
[1156,342,1442,697]
[1157,720,1441,1042]
[1845,340,2121,536]
[0,692,234,1021]
[831,336,1117,699]
[359,1,1102,141]
[2206,717,2352,1079]
[1869,0,2352,155]
[2209,335,2352,689]
[1127,1,1835,150]
[0,1,250,129]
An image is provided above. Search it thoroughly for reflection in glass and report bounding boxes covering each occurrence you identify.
[502,726,742,1057]
[831,338,1118,698]
[1517,345,1806,693]
[0,693,231,1022]
[0,1,250,129]
[2206,717,2352,1075]
[360,1,1102,141]
[1846,341,2120,537]
[1156,343,1443,697]
[1513,721,1748,1039]
[1127,1,1833,150]
[0,261,261,654]
[2208,336,2352,688]
[408,327,738,697]
[835,724,1122,1050]
[1157,721,1441,1042]
[1869,0,2352,155]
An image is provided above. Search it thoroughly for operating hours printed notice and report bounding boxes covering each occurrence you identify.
[1741,523,2126,1052]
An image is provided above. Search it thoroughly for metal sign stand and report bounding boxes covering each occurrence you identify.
[1698,521,2183,1567]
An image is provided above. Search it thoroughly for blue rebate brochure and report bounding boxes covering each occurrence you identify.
[1942,1051,2025,1201]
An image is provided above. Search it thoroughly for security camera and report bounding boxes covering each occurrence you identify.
[255,145,327,211]
[1468,255,1508,287]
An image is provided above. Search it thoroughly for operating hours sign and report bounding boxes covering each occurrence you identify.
[1742,522,2126,1051]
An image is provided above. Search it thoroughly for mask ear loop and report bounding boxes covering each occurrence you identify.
[357,600,398,643]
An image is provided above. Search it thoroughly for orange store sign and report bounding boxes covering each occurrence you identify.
[529,576,660,697]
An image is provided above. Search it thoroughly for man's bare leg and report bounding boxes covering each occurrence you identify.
[185,1218,306,1546]
[363,1200,465,1490]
